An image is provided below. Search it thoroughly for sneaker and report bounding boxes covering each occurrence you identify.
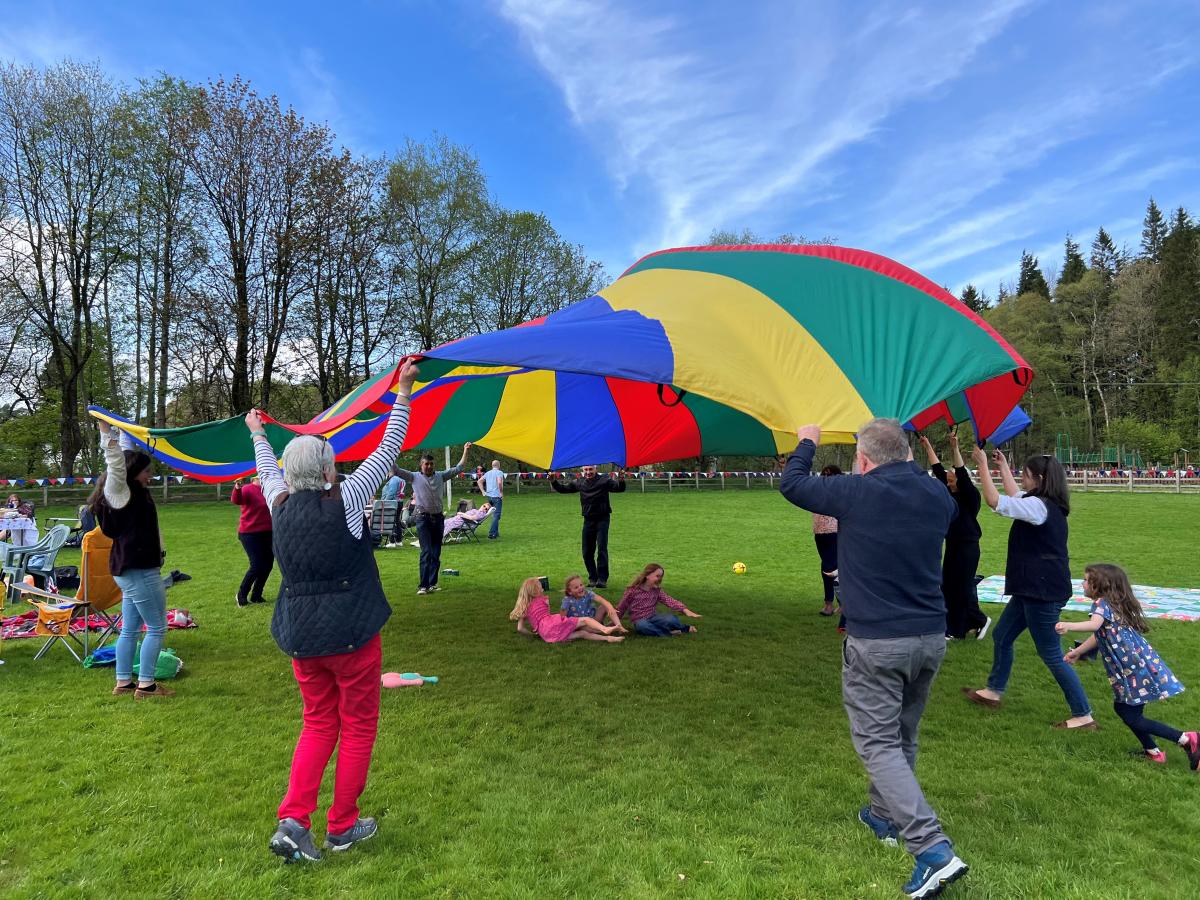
[586,580,598,588]
[858,806,899,847]
[324,816,377,852]
[1132,748,1167,764]
[416,587,428,595]
[385,542,399,549]
[595,581,607,589]
[1181,731,1200,771]
[975,616,992,641]
[903,841,968,898]
[270,817,322,863]
[428,585,440,593]
[237,594,249,608]
[112,681,137,696]
[249,595,266,604]
[134,683,176,700]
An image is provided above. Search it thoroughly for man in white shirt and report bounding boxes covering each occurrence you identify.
[478,460,506,540]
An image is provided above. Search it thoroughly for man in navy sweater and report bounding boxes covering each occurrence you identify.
[780,418,968,899]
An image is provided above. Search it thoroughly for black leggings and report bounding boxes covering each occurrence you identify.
[1113,701,1182,750]
[238,531,275,602]
[814,532,838,603]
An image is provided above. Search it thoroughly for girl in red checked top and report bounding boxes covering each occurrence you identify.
[617,563,701,636]
[510,577,624,643]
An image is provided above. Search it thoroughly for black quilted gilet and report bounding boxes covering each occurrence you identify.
[269,487,391,658]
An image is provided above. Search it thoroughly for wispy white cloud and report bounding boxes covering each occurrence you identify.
[499,0,1035,254]
[0,23,93,68]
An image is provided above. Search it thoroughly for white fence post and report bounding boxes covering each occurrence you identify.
[667,472,673,492]
[720,473,725,491]
[1128,471,1134,492]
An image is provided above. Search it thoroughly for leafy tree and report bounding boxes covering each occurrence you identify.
[959,284,988,313]
[1155,207,1200,367]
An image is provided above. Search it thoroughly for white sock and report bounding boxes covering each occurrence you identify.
[1178,734,1190,746]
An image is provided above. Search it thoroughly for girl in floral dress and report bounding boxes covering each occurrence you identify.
[1057,563,1200,767]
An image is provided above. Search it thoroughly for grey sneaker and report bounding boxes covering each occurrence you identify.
[269,817,322,863]
[324,816,378,852]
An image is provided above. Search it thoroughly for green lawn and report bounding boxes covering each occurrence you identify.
[2,490,1198,899]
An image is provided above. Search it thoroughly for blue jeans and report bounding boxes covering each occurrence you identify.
[986,595,1092,717]
[634,614,688,636]
[113,568,168,684]
[486,495,502,538]
[414,512,444,589]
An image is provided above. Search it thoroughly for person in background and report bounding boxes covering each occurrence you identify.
[394,445,472,595]
[918,431,990,641]
[90,422,173,700]
[381,468,406,502]
[478,460,507,540]
[248,359,418,863]
[551,465,626,589]
[812,465,842,619]
[231,476,273,607]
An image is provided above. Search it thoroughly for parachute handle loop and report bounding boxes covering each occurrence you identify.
[657,385,687,407]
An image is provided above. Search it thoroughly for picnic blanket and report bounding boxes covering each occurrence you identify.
[976,576,1200,622]
[1,608,198,641]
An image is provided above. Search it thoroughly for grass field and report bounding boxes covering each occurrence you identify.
[2,489,1198,899]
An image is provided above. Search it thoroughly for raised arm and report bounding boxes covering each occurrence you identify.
[947,429,965,469]
[607,470,626,493]
[918,434,939,467]
[551,477,578,494]
[342,362,420,508]
[246,410,287,507]
[993,449,1020,497]
[779,427,860,518]
[457,443,472,469]
[97,421,131,510]
[971,444,1000,510]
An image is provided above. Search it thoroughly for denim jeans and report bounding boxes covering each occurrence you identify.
[113,567,168,684]
[633,613,687,636]
[486,495,502,538]
[414,512,444,589]
[986,595,1092,717]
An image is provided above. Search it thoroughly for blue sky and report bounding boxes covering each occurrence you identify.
[2,0,1198,295]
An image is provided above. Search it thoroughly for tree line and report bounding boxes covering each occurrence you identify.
[0,61,606,476]
[963,199,1200,465]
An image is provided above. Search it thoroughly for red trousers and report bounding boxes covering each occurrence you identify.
[277,633,382,834]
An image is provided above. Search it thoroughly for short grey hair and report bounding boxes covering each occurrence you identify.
[280,435,336,492]
[491,460,501,468]
[857,418,909,466]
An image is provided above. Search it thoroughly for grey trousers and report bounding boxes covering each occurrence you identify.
[842,632,948,856]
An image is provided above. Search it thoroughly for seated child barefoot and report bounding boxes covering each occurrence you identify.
[1057,563,1199,768]
[510,578,624,643]
[560,574,627,633]
[617,563,701,636]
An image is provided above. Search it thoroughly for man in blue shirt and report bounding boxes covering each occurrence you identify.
[477,460,507,540]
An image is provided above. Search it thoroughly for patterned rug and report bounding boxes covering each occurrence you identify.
[976,576,1200,622]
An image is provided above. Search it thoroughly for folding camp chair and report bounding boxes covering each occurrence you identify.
[3,524,70,602]
[369,500,401,548]
[9,528,123,664]
[443,508,493,544]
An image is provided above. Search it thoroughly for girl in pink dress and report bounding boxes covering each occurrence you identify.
[510,578,624,643]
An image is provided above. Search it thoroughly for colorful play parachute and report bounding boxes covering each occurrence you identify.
[89,245,1032,481]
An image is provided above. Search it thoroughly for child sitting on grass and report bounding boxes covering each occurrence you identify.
[617,563,701,636]
[560,574,627,632]
[510,577,624,643]
[1057,563,1199,768]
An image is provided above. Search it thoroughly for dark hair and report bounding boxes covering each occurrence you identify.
[1022,454,1069,512]
[420,453,435,464]
[820,464,843,477]
[87,450,153,514]
[1084,563,1149,634]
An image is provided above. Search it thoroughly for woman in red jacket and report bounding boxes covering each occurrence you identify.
[232,477,273,606]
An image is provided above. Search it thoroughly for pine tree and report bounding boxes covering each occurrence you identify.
[1156,207,1200,366]
[1141,197,1167,262]
[1017,250,1050,298]
[1090,227,1122,282]
[1058,235,1087,286]
[959,283,988,313]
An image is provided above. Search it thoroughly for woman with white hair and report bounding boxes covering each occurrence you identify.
[247,360,418,864]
